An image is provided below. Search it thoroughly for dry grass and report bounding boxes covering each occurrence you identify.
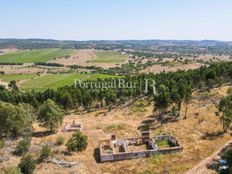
[103,123,126,132]
[51,49,126,68]
[1,85,232,174]
[141,63,203,74]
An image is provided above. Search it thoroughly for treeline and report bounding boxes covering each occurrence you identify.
[68,65,104,71]
[126,51,154,58]
[0,62,23,65]
[154,53,179,59]
[1,39,232,56]
[218,89,232,133]
[34,62,64,67]
[125,51,180,59]
[0,98,64,138]
[0,62,232,113]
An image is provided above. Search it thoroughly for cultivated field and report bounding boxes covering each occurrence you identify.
[0,48,18,55]
[51,49,128,68]
[50,49,96,66]
[0,49,76,63]
[0,64,72,74]
[90,51,127,63]
[0,74,37,82]
[19,73,117,90]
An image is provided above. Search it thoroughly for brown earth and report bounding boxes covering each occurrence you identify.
[51,49,127,69]
[0,48,18,55]
[0,64,71,74]
[141,63,203,74]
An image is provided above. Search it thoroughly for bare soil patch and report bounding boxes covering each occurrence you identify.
[51,49,127,69]
[141,63,203,74]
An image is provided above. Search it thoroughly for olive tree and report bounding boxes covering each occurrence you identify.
[66,132,88,152]
[37,99,63,132]
[0,102,32,138]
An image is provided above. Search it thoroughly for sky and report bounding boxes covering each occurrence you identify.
[0,0,232,41]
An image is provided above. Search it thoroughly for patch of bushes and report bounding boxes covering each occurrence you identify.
[3,167,22,174]
[132,99,147,113]
[137,171,153,174]
[0,62,23,65]
[38,145,52,163]
[14,137,31,156]
[0,139,4,149]
[55,136,65,146]
[18,153,36,174]
[103,123,126,132]
[34,62,64,67]
[66,132,88,152]
[227,87,232,95]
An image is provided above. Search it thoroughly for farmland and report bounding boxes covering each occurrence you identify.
[1,39,232,174]
[90,51,127,63]
[0,49,76,63]
[20,73,117,90]
[0,74,36,82]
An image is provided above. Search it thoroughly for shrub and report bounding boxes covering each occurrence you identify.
[55,136,65,146]
[38,145,52,163]
[171,105,179,117]
[18,153,36,174]
[65,132,88,152]
[4,167,22,174]
[137,171,153,174]
[103,123,126,132]
[0,139,4,149]
[14,137,31,156]
[132,99,147,113]
[227,87,232,95]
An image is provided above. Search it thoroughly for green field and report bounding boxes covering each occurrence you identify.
[0,74,37,82]
[0,49,76,63]
[20,73,117,90]
[90,51,127,63]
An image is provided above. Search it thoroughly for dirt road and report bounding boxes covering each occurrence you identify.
[186,139,232,174]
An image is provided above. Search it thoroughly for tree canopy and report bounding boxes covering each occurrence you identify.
[0,101,32,138]
[66,132,88,152]
[37,99,63,132]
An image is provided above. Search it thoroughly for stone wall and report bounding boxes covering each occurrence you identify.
[99,134,183,162]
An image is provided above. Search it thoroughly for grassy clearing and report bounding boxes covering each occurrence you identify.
[0,74,37,82]
[155,140,173,148]
[90,51,127,63]
[20,73,117,90]
[103,123,126,132]
[131,99,148,113]
[0,49,76,63]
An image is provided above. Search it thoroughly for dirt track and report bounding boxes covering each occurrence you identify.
[186,139,232,174]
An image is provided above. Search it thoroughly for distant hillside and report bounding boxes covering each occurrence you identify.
[0,39,232,56]
[0,38,232,49]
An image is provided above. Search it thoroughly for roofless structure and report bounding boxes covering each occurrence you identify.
[99,132,183,162]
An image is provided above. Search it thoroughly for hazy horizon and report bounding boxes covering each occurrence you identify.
[1,0,232,41]
[1,38,232,42]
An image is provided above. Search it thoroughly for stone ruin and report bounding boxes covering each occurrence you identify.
[99,132,183,162]
[62,121,83,132]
